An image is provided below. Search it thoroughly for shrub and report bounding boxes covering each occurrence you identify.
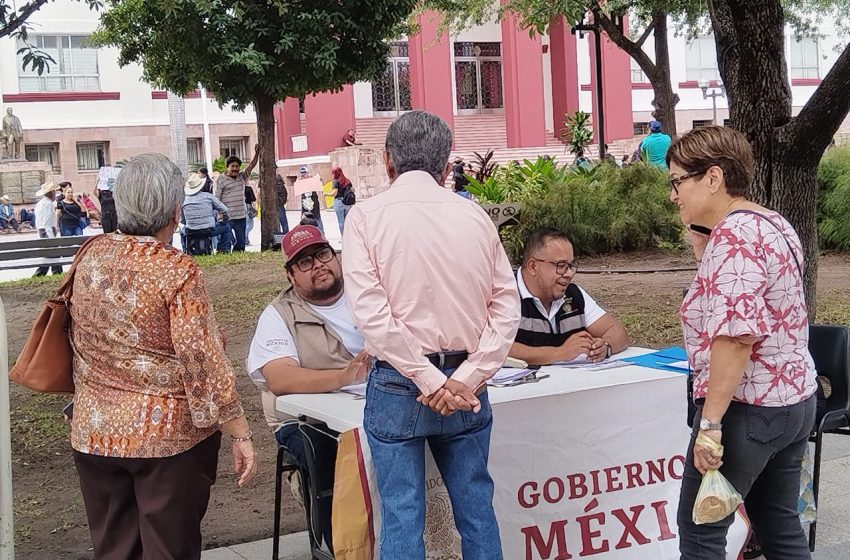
[481,159,681,263]
[818,147,850,251]
[467,157,569,204]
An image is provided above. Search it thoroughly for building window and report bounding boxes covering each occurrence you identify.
[685,35,719,82]
[17,35,100,93]
[219,137,247,160]
[76,142,108,171]
[25,143,61,172]
[692,119,713,129]
[187,138,204,166]
[789,36,819,79]
[630,58,648,83]
[633,122,650,136]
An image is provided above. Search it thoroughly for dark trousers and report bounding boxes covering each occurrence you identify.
[230,217,247,252]
[0,216,19,230]
[34,228,62,276]
[101,209,118,234]
[278,207,290,234]
[20,209,35,227]
[73,432,221,560]
[677,397,815,560]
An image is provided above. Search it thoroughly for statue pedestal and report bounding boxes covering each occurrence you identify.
[0,160,52,204]
[329,146,389,200]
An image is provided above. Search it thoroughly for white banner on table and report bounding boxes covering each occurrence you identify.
[358,374,748,559]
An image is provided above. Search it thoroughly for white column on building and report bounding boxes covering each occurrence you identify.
[200,86,213,169]
[167,92,188,177]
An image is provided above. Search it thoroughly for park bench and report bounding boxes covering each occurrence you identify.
[0,235,89,272]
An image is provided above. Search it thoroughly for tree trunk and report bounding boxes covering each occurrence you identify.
[254,93,279,251]
[650,12,678,136]
[594,9,679,136]
[708,0,850,318]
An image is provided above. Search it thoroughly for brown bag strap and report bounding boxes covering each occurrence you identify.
[55,234,105,300]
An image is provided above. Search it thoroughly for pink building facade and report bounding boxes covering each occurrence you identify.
[272,12,634,162]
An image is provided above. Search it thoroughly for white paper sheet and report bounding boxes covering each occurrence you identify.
[667,360,691,371]
[338,383,367,396]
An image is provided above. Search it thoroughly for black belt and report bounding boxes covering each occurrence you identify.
[376,351,468,371]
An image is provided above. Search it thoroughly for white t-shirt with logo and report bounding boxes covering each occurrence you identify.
[246,292,365,383]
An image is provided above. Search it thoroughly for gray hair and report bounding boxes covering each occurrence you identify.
[114,153,184,237]
[385,111,453,182]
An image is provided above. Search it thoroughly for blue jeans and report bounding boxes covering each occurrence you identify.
[278,207,290,234]
[214,221,233,253]
[364,365,502,560]
[60,223,83,236]
[333,198,351,237]
[246,204,254,245]
[229,217,247,252]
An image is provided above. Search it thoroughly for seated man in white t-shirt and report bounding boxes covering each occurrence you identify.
[510,228,630,365]
[246,225,369,552]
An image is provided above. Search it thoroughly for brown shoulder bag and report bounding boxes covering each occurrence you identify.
[9,235,102,393]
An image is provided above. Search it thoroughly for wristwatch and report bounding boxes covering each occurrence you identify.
[604,341,612,359]
[699,418,723,431]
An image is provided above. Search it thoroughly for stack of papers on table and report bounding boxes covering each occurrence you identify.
[488,368,535,385]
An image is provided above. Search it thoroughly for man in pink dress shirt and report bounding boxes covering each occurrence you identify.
[342,111,520,559]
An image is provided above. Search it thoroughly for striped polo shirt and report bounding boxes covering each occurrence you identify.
[515,268,606,348]
[214,171,248,219]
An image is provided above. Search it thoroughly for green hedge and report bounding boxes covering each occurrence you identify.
[468,158,682,263]
[818,147,850,251]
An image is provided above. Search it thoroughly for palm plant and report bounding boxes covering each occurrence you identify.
[560,111,593,155]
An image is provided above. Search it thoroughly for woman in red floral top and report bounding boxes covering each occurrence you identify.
[670,127,816,559]
[69,153,257,559]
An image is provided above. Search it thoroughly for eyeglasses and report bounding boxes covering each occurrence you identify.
[668,170,705,195]
[290,246,335,272]
[534,258,579,275]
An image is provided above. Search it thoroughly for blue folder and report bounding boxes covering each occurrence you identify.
[621,346,690,374]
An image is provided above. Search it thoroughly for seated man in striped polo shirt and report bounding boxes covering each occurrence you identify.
[510,228,630,365]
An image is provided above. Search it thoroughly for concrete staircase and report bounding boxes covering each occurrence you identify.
[354,114,635,167]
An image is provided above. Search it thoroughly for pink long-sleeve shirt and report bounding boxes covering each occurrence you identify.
[342,170,520,396]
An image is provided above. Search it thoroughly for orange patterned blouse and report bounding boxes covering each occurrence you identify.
[69,233,244,458]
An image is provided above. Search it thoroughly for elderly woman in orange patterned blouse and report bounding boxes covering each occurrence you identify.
[69,153,257,560]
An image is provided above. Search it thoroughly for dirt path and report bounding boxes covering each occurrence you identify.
[2,251,848,558]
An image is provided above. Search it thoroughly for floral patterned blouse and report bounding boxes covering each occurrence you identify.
[69,234,243,458]
[681,211,817,407]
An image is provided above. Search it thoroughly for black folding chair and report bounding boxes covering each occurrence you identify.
[299,422,339,560]
[272,446,300,560]
[807,324,850,551]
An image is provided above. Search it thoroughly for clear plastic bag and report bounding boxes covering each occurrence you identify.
[692,432,743,525]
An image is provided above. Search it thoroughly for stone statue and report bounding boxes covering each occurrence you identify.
[3,108,24,160]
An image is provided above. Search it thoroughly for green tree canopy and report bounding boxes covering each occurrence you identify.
[2,0,103,74]
[429,0,850,311]
[94,0,418,248]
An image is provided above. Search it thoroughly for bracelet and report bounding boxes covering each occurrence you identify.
[230,431,253,442]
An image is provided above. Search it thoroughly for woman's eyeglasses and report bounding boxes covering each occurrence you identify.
[668,170,705,195]
[290,246,335,272]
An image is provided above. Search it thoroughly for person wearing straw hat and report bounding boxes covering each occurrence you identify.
[181,173,229,256]
[33,182,62,276]
[0,195,19,232]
